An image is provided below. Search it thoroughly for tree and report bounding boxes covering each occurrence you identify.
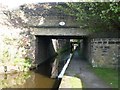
[57,2,120,31]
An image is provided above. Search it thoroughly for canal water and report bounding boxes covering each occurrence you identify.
[0,51,70,89]
[0,61,60,89]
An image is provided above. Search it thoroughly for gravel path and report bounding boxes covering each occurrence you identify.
[65,50,111,88]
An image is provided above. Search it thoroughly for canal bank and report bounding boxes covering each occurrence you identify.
[0,50,111,89]
[0,48,69,89]
[0,60,60,89]
[59,50,111,88]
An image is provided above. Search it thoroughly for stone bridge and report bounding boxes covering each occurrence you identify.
[26,3,119,77]
[20,3,91,66]
[0,3,119,77]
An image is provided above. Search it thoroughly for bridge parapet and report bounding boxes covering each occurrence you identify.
[25,16,80,28]
[33,27,90,36]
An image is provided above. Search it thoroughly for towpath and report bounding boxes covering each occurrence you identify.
[64,50,111,88]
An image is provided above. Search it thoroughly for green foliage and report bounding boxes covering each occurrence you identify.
[57,2,120,31]
[14,58,32,71]
[0,48,10,65]
[57,43,70,54]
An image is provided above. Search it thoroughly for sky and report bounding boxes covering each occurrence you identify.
[0,0,79,9]
[0,0,119,10]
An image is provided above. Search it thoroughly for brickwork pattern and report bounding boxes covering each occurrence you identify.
[90,38,119,68]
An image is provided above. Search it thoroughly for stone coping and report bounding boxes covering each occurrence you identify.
[59,75,82,89]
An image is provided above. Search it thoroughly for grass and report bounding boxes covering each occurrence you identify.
[91,67,118,88]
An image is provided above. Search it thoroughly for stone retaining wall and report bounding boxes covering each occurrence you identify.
[89,38,119,69]
[0,26,36,74]
[0,5,36,74]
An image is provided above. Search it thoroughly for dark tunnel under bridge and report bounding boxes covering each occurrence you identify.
[34,34,89,78]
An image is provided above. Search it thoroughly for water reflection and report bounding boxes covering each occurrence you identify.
[15,71,56,88]
[0,72,30,88]
[0,61,59,89]
[0,53,70,89]
[0,71,57,89]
